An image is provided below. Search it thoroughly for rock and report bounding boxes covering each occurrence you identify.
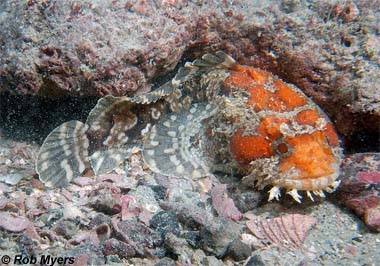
[190,249,227,266]
[53,219,79,239]
[200,217,242,258]
[87,185,121,215]
[148,185,167,201]
[16,234,35,257]
[0,212,29,232]
[106,255,123,264]
[0,0,194,97]
[129,185,161,215]
[181,231,201,249]
[190,249,207,266]
[246,248,310,266]
[210,184,243,222]
[334,153,380,231]
[88,213,112,229]
[154,257,176,266]
[0,0,377,142]
[0,173,24,185]
[160,201,212,229]
[244,253,266,266]
[225,239,251,261]
[150,211,180,237]
[150,247,167,259]
[94,223,111,242]
[117,219,162,248]
[103,238,136,259]
[164,233,193,264]
[62,243,106,266]
[230,190,262,213]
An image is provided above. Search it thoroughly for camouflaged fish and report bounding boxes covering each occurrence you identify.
[36,51,342,202]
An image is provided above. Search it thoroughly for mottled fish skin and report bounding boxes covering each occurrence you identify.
[34,56,218,187]
[36,78,179,186]
[143,103,218,179]
[36,51,342,203]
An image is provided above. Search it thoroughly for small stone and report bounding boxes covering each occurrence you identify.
[149,185,167,201]
[117,219,162,248]
[106,255,123,264]
[244,254,266,266]
[200,217,242,257]
[181,231,201,248]
[34,209,62,227]
[154,257,176,266]
[164,233,193,263]
[334,153,380,232]
[103,238,136,259]
[0,173,24,185]
[129,185,161,214]
[89,213,112,228]
[62,244,106,266]
[225,239,251,261]
[87,187,121,215]
[150,211,180,237]
[191,249,207,265]
[150,247,167,258]
[203,256,225,266]
[53,219,79,239]
[364,206,380,232]
[231,191,262,213]
[246,248,308,266]
[95,223,111,242]
[160,201,212,228]
[0,212,30,233]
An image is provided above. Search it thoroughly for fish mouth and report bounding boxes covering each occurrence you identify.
[275,169,341,192]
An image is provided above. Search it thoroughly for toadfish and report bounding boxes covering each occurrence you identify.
[36,51,342,202]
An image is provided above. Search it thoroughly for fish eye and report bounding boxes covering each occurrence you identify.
[272,138,293,158]
[277,142,289,154]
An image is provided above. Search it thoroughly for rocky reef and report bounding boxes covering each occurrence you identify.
[0,0,379,144]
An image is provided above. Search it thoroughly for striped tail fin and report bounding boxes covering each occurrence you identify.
[36,120,90,187]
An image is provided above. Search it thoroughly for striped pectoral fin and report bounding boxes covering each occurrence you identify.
[36,120,90,187]
[85,94,140,148]
[131,66,198,105]
[143,103,217,179]
[132,81,177,104]
[101,111,138,147]
[191,51,236,70]
[86,95,135,137]
[90,145,140,176]
[132,53,230,106]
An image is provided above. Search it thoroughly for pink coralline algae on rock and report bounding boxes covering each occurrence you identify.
[334,153,380,232]
[355,172,380,184]
[211,184,243,222]
[0,0,378,142]
[0,211,30,232]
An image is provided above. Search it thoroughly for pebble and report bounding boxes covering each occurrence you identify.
[150,211,180,237]
[117,219,162,248]
[61,243,106,266]
[103,238,136,259]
